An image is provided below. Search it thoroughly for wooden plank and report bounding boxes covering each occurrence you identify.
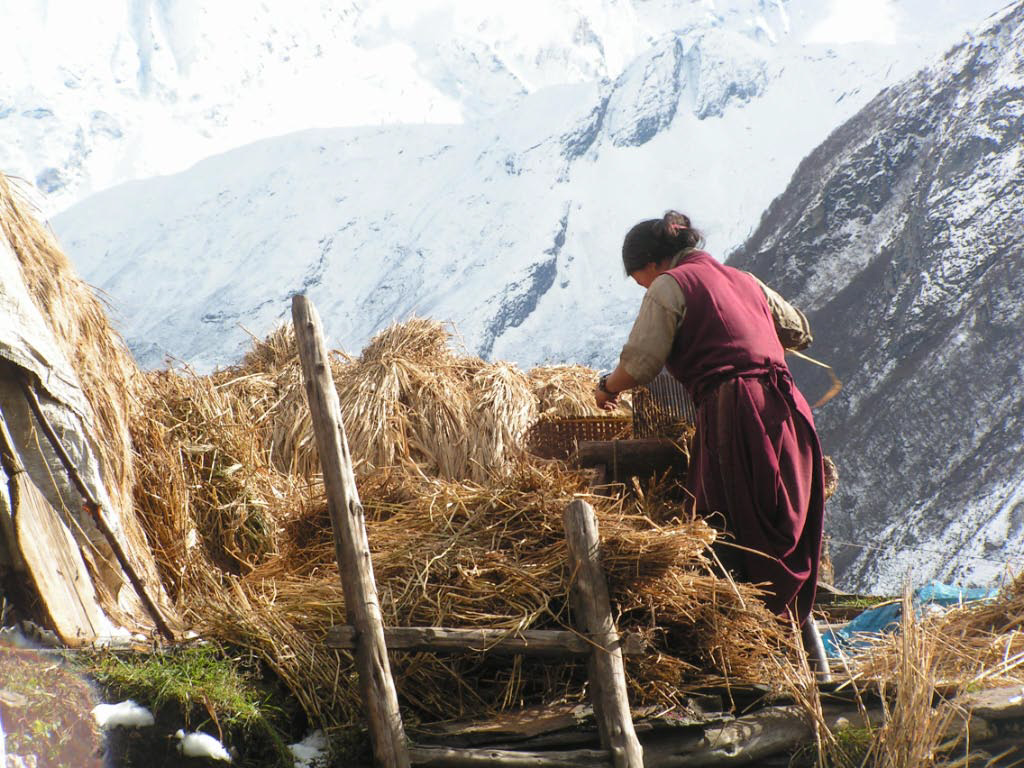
[0,409,103,647]
[326,626,646,656]
[642,705,812,766]
[19,378,175,642]
[574,439,687,481]
[412,703,593,748]
[563,499,643,768]
[955,685,1024,720]
[292,295,410,768]
[409,745,610,767]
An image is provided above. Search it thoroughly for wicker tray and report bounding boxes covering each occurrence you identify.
[526,416,633,460]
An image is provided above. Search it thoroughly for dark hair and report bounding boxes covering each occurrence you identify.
[621,210,704,275]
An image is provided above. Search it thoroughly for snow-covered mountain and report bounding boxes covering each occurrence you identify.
[4,1,1002,214]
[728,0,1024,592]
[44,1,1008,372]
[9,1,1019,591]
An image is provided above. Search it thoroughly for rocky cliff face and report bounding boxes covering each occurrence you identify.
[727,2,1024,593]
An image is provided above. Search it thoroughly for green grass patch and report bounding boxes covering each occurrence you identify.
[80,642,301,767]
[87,643,265,728]
[788,724,876,768]
[830,725,875,766]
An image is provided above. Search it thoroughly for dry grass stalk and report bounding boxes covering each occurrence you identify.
[528,364,631,419]
[863,589,964,768]
[235,319,538,483]
[0,173,140,516]
[821,577,1024,765]
[854,575,1024,689]
[0,172,174,630]
[129,367,304,598]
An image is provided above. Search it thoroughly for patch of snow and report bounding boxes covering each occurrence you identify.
[175,729,232,762]
[289,730,329,768]
[91,700,155,729]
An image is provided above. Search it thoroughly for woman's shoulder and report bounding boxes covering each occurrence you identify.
[648,273,686,307]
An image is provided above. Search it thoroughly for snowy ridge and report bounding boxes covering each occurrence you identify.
[4,0,1005,214]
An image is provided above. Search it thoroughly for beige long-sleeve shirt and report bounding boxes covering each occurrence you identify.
[618,266,813,385]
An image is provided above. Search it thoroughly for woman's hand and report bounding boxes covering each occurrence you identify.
[593,367,638,411]
[595,387,619,411]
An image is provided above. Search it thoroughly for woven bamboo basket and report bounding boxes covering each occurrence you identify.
[525,416,633,460]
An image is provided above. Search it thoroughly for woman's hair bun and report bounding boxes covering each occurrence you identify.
[621,210,703,275]
[655,210,691,241]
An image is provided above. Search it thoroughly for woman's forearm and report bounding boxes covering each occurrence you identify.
[606,366,639,394]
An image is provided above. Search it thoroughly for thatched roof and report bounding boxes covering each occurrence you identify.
[0,172,173,640]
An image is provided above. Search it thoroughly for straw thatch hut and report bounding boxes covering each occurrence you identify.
[0,173,175,645]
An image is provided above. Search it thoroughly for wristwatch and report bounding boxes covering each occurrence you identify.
[598,373,616,396]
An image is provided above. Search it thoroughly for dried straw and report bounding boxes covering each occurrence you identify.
[528,364,631,419]
[853,574,1024,691]
[128,320,806,728]
[237,319,537,483]
[0,173,140,515]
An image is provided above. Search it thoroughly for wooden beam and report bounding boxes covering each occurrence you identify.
[641,705,812,766]
[563,499,643,768]
[292,295,410,768]
[326,626,646,656]
[409,745,610,767]
[574,439,687,480]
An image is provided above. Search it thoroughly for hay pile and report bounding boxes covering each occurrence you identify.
[131,319,805,728]
[228,319,537,483]
[0,174,140,515]
[856,576,1024,688]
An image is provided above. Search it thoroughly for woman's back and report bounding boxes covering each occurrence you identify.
[662,250,787,400]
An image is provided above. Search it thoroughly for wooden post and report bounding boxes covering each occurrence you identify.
[563,499,643,768]
[292,295,410,768]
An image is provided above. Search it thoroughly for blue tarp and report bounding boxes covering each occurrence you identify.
[822,582,1000,659]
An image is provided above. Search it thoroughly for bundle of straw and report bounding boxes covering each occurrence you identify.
[235,319,538,483]
[528,364,630,419]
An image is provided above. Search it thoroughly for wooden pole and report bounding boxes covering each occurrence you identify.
[292,295,410,768]
[562,499,643,768]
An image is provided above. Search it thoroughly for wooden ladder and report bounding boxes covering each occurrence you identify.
[292,296,643,768]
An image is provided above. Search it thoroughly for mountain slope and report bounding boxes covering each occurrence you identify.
[727,1,1024,592]
[50,3,1007,371]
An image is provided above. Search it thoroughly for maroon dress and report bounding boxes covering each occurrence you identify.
[663,251,824,622]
